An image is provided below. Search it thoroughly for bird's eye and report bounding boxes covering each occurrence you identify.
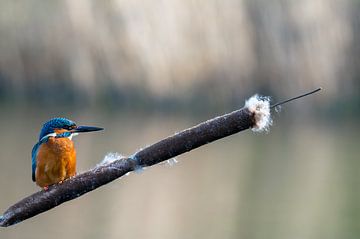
[65,125,75,130]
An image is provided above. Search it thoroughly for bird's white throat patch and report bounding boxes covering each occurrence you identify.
[40,132,79,141]
[68,133,78,140]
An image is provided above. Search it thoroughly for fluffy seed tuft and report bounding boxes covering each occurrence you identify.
[245,94,272,132]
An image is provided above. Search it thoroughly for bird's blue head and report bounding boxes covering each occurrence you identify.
[39,117,103,141]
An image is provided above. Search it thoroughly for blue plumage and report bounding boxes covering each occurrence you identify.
[31,142,40,182]
[31,136,51,181]
[39,118,76,141]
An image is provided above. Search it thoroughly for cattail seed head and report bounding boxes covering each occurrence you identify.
[245,94,272,132]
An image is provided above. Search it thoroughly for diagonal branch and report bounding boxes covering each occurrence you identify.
[0,95,271,227]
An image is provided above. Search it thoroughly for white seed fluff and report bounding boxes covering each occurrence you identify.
[99,152,124,166]
[245,94,272,132]
[166,157,178,166]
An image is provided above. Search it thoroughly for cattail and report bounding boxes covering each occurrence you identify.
[0,88,321,227]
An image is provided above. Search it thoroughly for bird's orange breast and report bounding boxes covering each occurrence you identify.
[35,137,76,188]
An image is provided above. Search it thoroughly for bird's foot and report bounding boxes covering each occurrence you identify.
[43,186,49,191]
[58,180,63,184]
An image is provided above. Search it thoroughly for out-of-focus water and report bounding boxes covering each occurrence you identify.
[0,109,359,239]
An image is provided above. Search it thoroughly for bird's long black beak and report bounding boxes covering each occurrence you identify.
[72,126,104,133]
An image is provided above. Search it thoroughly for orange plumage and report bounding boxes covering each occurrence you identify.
[35,130,76,188]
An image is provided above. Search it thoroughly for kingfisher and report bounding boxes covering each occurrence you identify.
[32,118,103,189]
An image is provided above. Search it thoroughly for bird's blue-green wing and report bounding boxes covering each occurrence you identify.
[31,142,40,182]
[32,137,50,181]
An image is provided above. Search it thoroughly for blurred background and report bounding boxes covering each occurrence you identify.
[0,0,359,238]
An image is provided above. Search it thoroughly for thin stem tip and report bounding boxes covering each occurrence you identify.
[270,87,322,109]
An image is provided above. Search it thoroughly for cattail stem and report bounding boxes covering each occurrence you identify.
[0,89,320,227]
[0,107,256,227]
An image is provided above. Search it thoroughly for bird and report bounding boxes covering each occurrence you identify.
[32,118,103,189]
